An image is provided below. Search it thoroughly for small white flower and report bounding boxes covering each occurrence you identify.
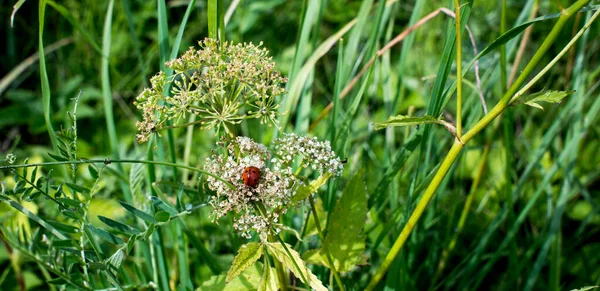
[5,153,16,164]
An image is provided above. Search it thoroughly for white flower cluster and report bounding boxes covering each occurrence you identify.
[204,134,343,240]
[274,133,343,176]
[204,136,297,240]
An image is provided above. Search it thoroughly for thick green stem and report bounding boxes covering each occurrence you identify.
[365,2,591,288]
[366,140,463,290]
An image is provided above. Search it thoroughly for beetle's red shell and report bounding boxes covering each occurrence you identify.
[242,166,261,188]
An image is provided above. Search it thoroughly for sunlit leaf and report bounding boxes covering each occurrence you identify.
[199,262,263,291]
[226,242,263,283]
[512,90,574,110]
[258,259,277,291]
[292,172,332,204]
[322,170,367,273]
[266,242,327,291]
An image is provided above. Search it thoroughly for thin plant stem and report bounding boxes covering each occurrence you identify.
[454,0,463,137]
[365,1,592,289]
[308,196,344,291]
[0,159,235,189]
[500,0,507,91]
[508,0,540,87]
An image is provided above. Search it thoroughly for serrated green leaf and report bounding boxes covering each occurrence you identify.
[258,259,277,291]
[86,224,125,245]
[292,172,332,204]
[199,263,263,291]
[322,170,367,273]
[226,242,264,283]
[98,216,141,235]
[513,90,575,110]
[266,242,327,291]
[119,201,156,224]
[154,211,170,223]
[374,115,441,130]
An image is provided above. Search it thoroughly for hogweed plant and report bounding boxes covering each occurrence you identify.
[134,38,287,142]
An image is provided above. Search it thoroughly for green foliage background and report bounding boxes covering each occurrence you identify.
[1,0,599,290]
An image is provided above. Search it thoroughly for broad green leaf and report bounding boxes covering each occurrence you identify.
[98,216,141,235]
[374,115,442,130]
[86,224,124,245]
[199,263,263,291]
[154,211,170,223]
[512,90,574,110]
[226,242,263,283]
[322,170,367,273]
[258,259,277,291]
[119,201,156,224]
[302,249,326,266]
[292,172,332,204]
[266,242,327,291]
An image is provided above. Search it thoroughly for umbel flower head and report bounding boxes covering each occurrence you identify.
[134,38,287,143]
[204,134,343,241]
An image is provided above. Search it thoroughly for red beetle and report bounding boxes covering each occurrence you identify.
[242,166,261,188]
